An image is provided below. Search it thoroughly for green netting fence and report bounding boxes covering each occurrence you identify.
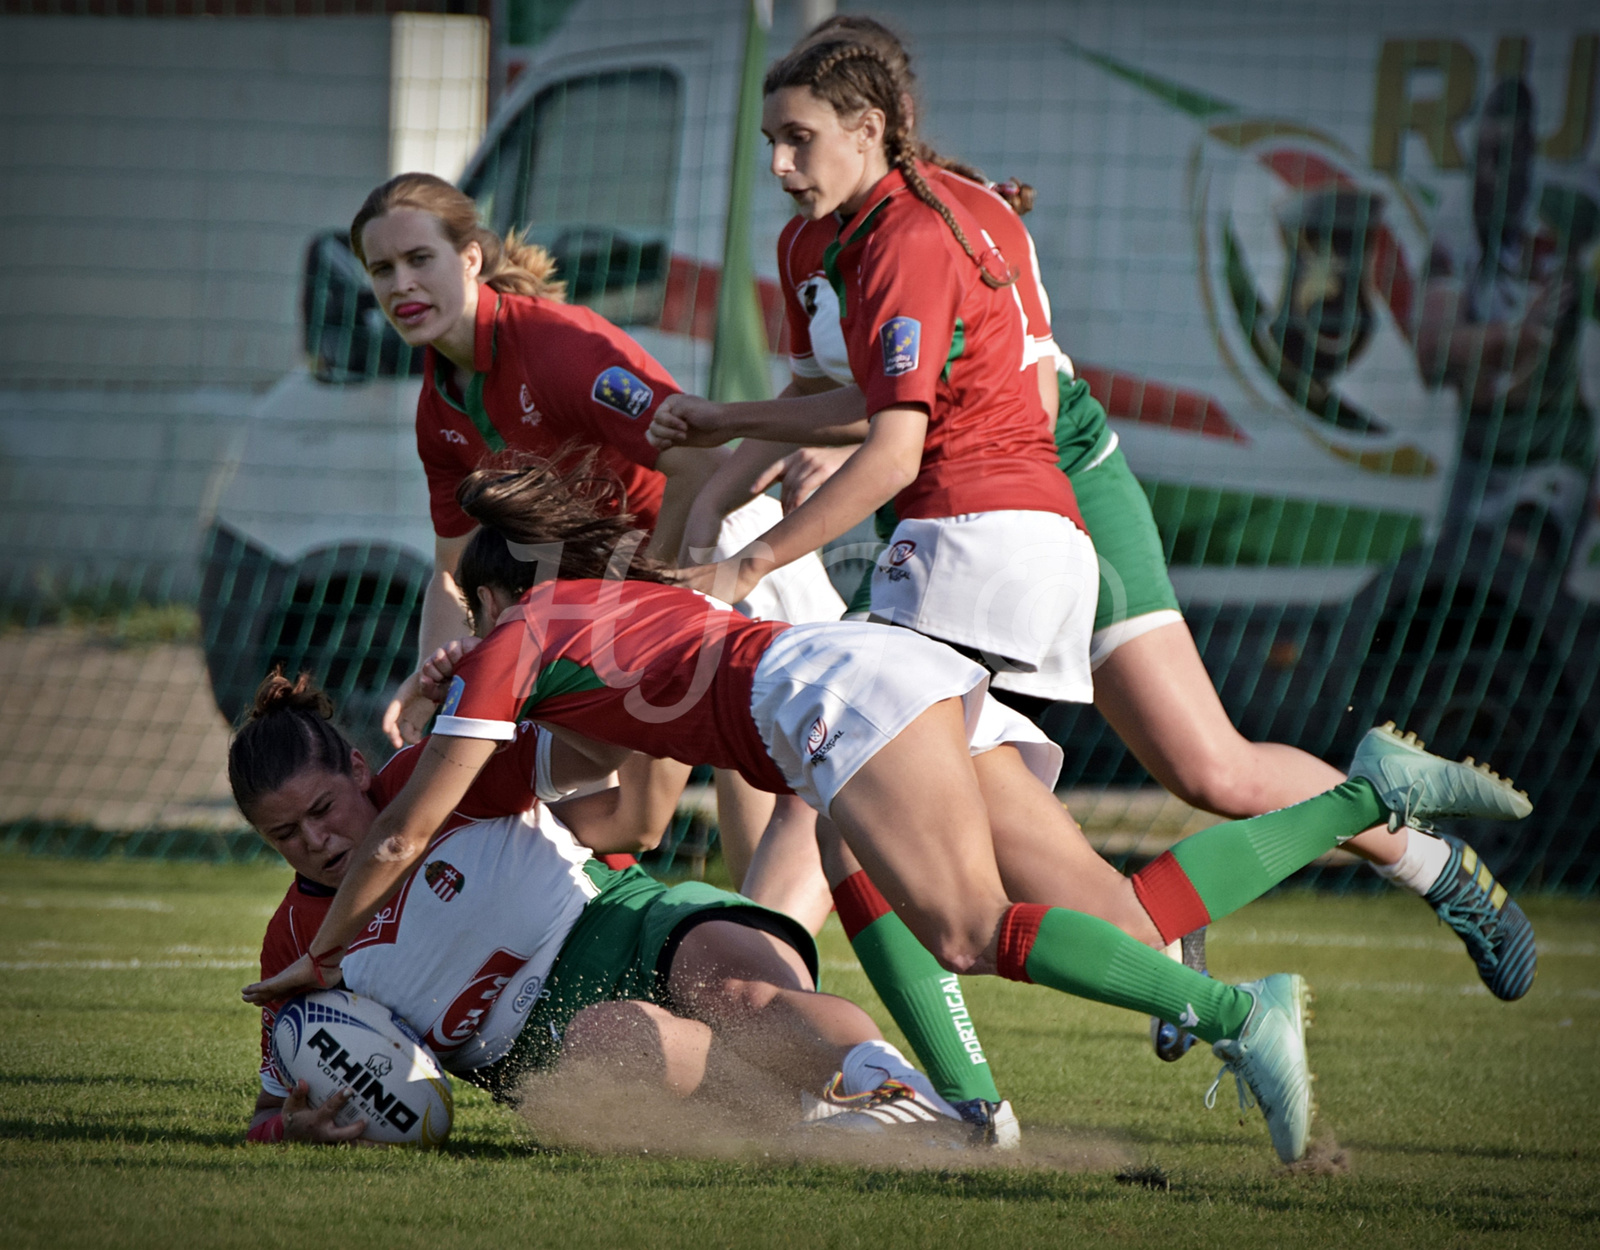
[2,0,1597,891]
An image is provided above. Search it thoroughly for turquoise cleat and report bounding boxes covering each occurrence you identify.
[1207,973,1313,1164]
[1426,836,1538,1001]
[1348,723,1532,829]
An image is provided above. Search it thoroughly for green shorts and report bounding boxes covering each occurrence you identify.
[1055,376,1182,635]
[467,866,817,1100]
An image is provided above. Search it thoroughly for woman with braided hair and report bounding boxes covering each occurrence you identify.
[651,19,1542,1065]
[673,37,1097,711]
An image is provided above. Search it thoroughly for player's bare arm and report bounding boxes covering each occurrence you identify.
[384,530,476,744]
[241,733,498,1004]
[680,437,801,560]
[679,405,927,604]
[551,753,694,854]
[649,444,731,564]
[648,376,868,451]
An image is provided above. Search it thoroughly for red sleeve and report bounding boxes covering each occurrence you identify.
[430,619,530,740]
[848,213,965,417]
[777,218,815,364]
[547,310,678,472]
[423,450,476,538]
[368,745,423,811]
[257,890,327,1096]
[415,355,479,539]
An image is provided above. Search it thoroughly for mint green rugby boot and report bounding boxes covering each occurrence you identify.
[1206,973,1313,1164]
[1348,723,1532,828]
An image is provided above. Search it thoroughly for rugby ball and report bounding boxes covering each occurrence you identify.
[270,989,453,1147]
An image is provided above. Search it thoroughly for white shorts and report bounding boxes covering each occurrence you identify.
[748,621,1063,817]
[870,510,1097,703]
[716,494,845,625]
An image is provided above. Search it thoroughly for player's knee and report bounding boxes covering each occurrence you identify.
[924,933,986,974]
[561,1001,672,1067]
[1157,744,1258,818]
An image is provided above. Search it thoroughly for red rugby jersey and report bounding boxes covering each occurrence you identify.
[778,165,1080,525]
[416,288,676,538]
[929,167,1059,369]
[433,579,791,795]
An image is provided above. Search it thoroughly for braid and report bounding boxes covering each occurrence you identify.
[894,143,1014,288]
[765,39,1014,289]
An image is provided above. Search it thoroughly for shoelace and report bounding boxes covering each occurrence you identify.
[1434,879,1500,966]
[820,1073,917,1110]
[1205,1063,1257,1113]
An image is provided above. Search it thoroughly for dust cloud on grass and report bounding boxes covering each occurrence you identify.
[513,1064,1133,1173]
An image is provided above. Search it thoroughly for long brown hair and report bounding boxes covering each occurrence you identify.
[350,173,566,300]
[455,450,674,630]
[795,16,1035,216]
[228,670,355,818]
[764,40,1014,288]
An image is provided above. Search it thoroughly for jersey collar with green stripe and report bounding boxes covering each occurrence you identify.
[820,166,905,319]
[428,287,508,453]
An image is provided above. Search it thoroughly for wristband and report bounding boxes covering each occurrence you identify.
[246,1112,285,1144]
[307,945,343,988]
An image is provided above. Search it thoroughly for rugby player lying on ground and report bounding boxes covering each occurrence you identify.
[237,673,967,1145]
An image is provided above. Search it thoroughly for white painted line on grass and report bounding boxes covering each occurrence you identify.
[0,959,255,971]
[0,895,174,913]
[1216,928,1597,957]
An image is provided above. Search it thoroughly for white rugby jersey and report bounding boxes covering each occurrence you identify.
[341,805,600,1074]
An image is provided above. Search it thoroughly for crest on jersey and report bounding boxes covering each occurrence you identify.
[425,860,465,902]
[805,716,828,756]
[591,366,653,418]
[879,317,921,376]
[440,675,465,716]
[519,382,541,424]
[887,539,916,566]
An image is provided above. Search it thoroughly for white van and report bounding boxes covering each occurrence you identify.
[201,0,1600,858]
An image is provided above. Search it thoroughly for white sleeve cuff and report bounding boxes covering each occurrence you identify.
[260,1066,290,1099]
[432,715,518,741]
[788,353,827,379]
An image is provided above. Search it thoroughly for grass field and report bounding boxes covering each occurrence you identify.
[2,853,1598,1248]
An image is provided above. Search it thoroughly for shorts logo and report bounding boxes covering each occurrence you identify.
[591,366,653,418]
[424,861,465,902]
[879,316,921,376]
[441,429,468,445]
[440,675,465,716]
[887,540,916,566]
[805,715,845,765]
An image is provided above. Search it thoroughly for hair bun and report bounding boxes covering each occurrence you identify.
[248,668,333,723]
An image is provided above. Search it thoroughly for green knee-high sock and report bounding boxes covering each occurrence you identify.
[998,905,1255,1043]
[834,872,1002,1105]
[1132,779,1387,944]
